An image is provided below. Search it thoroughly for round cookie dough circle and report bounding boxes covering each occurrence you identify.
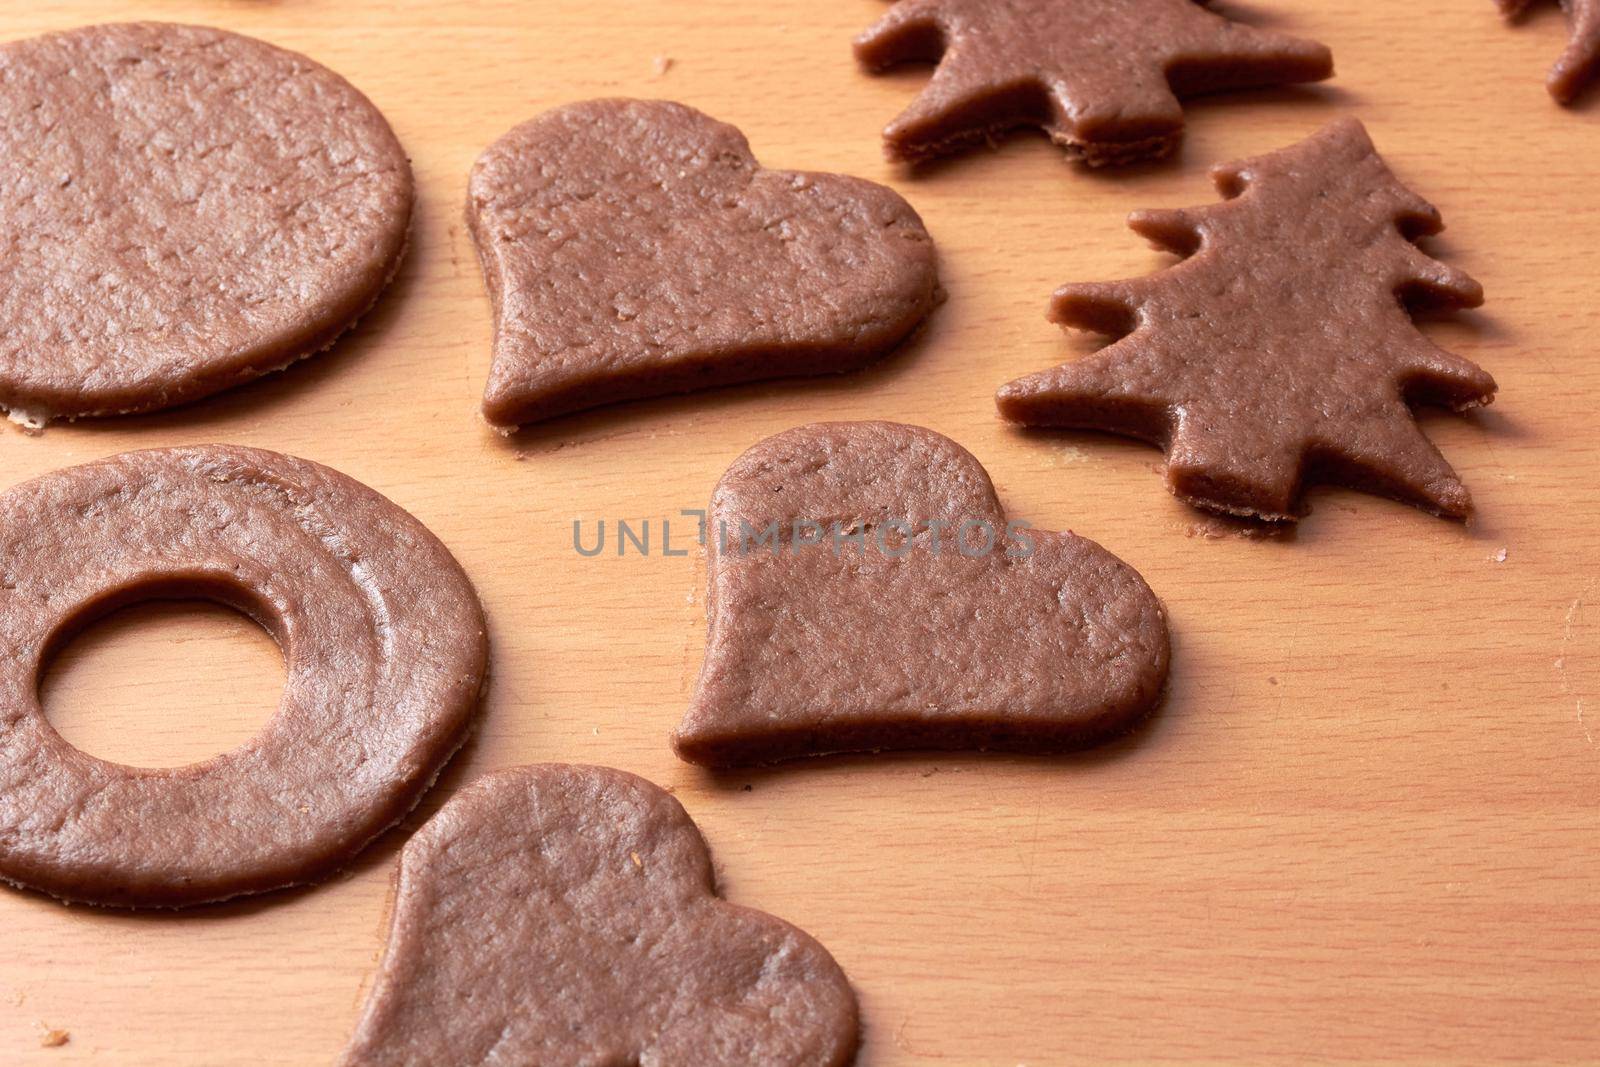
[0,446,487,907]
[0,23,414,424]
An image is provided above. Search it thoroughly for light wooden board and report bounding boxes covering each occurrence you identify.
[1,1,1596,1063]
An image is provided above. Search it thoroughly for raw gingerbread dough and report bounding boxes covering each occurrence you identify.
[469,99,940,428]
[0,446,486,907]
[998,118,1495,522]
[1496,0,1600,102]
[676,421,1170,767]
[855,0,1333,165]
[0,23,413,425]
[342,764,859,1066]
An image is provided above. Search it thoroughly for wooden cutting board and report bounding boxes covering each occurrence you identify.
[1,1,1595,1063]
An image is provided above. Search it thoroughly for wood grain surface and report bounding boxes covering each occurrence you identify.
[1,1,1596,1063]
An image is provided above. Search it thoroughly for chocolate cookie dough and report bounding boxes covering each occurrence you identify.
[998,119,1495,522]
[1497,0,1600,102]
[342,764,859,1067]
[0,23,413,425]
[675,422,1169,767]
[0,446,486,907]
[854,0,1333,165]
[469,99,940,428]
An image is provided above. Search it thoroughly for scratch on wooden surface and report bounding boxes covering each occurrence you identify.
[677,550,706,696]
[1020,805,1044,897]
[892,1013,952,1059]
[1557,578,1597,745]
[1270,620,1302,721]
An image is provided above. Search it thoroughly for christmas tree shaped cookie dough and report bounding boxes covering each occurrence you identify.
[854,0,1333,165]
[1496,0,1600,102]
[998,118,1496,523]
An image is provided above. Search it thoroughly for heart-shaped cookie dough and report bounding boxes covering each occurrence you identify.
[675,421,1170,767]
[468,99,940,428]
[341,764,859,1067]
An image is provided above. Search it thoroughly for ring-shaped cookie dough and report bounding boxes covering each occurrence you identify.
[0,22,414,424]
[0,446,487,908]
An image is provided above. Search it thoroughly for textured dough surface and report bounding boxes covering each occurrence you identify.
[855,0,1332,165]
[0,446,486,907]
[0,22,414,422]
[676,421,1170,767]
[1497,0,1600,102]
[342,764,859,1067]
[998,118,1495,523]
[469,98,940,427]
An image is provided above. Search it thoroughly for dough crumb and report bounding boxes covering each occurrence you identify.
[40,1028,69,1048]
[1489,547,1508,563]
[652,55,673,77]
[7,408,47,435]
[1181,514,1291,541]
[1056,445,1088,464]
